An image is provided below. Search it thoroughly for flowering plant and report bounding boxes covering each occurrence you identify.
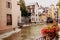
[41,24,59,39]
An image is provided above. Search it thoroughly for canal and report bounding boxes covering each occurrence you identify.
[3,24,47,40]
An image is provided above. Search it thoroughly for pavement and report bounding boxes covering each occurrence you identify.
[0,28,21,40]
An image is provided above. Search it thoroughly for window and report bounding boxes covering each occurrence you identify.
[7,2,12,8]
[32,5,35,13]
[7,14,12,25]
[28,9,31,13]
[32,9,35,13]
[32,18,35,21]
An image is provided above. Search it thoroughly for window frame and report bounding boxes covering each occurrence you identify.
[6,1,12,9]
[7,14,12,26]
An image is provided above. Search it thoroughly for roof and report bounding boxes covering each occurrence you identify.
[26,2,39,7]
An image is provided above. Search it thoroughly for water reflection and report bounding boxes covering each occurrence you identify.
[3,24,46,40]
[21,24,46,40]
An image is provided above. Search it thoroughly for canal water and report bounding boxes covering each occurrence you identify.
[3,24,47,40]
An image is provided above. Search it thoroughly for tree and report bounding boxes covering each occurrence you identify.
[20,0,28,17]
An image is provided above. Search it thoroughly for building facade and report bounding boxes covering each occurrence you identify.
[48,5,55,19]
[0,0,21,29]
[26,2,39,23]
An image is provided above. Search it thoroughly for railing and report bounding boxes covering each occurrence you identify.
[36,35,60,40]
[36,37,45,40]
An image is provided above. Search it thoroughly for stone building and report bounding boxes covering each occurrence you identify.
[0,0,21,32]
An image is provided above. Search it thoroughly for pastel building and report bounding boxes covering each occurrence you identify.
[38,6,49,22]
[56,1,60,21]
[48,5,55,19]
[26,2,39,23]
[0,0,21,30]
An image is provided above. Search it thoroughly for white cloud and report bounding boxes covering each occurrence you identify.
[16,0,19,1]
[24,0,58,7]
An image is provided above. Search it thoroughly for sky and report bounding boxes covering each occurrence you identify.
[24,0,58,7]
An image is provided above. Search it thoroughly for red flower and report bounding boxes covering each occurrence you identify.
[41,28,48,35]
[50,27,56,33]
[41,24,60,38]
[52,27,56,30]
[50,29,54,33]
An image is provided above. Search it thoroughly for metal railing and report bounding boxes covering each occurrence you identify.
[36,35,60,40]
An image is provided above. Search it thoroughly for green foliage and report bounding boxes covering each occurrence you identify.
[20,0,28,17]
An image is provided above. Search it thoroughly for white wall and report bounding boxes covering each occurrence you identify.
[11,0,21,28]
[35,3,39,22]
